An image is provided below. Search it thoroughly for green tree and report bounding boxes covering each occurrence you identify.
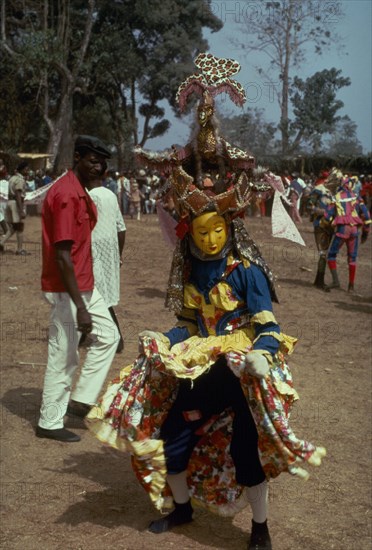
[219,109,277,157]
[289,68,351,154]
[0,52,48,154]
[1,0,222,173]
[1,0,97,171]
[325,115,363,157]
[235,0,344,154]
[85,0,222,170]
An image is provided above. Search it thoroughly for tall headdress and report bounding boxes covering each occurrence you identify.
[158,53,272,220]
[176,52,247,111]
[133,52,306,312]
[135,53,252,175]
[137,52,304,245]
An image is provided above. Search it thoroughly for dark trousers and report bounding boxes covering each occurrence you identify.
[160,357,266,487]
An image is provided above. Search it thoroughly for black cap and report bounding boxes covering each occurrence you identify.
[17,161,29,172]
[74,135,111,159]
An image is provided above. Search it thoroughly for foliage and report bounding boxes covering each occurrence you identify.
[1,0,98,170]
[0,0,222,172]
[87,0,222,148]
[218,108,277,157]
[289,68,351,153]
[0,50,48,152]
[324,115,363,157]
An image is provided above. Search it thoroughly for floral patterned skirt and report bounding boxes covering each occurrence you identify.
[86,331,325,516]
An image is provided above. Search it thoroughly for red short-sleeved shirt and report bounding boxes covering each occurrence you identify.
[41,170,97,292]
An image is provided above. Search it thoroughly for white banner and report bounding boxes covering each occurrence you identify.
[24,171,66,204]
[271,191,306,246]
[24,181,55,204]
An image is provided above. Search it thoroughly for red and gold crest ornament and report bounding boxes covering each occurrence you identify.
[176,52,247,112]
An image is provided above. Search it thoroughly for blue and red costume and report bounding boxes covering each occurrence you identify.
[324,179,371,290]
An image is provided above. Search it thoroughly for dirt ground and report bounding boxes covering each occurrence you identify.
[0,212,371,550]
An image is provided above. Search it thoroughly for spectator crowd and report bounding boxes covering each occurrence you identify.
[1,156,371,256]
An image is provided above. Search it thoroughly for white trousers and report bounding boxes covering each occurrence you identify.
[38,288,119,429]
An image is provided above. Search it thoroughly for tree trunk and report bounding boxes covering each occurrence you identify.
[131,79,138,145]
[46,89,74,174]
[288,128,304,155]
[280,15,292,155]
[55,100,74,173]
[42,0,96,174]
[280,76,290,155]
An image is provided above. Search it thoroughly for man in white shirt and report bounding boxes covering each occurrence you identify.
[88,177,126,352]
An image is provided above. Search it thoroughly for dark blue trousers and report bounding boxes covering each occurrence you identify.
[160,356,266,487]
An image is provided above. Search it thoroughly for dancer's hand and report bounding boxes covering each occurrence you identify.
[138,330,170,347]
[245,352,270,378]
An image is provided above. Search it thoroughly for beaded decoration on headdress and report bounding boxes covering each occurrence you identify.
[169,164,273,219]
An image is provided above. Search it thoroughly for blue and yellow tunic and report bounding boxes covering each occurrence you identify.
[163,252,288,372]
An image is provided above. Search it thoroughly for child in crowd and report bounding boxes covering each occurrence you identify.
[128,178,144,220]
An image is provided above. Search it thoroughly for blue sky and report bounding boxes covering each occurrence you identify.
[147,0,372,154]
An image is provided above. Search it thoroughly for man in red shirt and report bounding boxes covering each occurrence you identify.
[36,136,119,442]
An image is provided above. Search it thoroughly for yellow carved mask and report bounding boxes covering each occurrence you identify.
[190,212,228,255]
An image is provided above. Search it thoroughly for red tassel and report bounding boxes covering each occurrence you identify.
[348,263,356,284]
[176,218,190,239]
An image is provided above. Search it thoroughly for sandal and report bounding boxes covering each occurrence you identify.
[15,250,30,256]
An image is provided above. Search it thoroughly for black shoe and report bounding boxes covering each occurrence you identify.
[325,282,340,290]
[148,500,193,534]
[67,400,92,418]
[326,269,340,290]
[248,520,272,550]
[35,426,81,442]
[313,282,331,292]
[313,269,330,292]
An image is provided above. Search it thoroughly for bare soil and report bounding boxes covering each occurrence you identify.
[0,213,371,550]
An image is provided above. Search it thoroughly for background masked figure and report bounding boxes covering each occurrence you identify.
[87,54,325,550]
[306,169,340,291]
[324,174,371,292]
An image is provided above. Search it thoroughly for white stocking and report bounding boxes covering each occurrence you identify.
[166,471,190,504]
[16,231,23,251]
[246,480,268,523]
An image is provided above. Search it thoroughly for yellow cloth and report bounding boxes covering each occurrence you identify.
[155,329,296,381]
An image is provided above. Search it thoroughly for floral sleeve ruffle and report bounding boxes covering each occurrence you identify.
[86,334,326,516]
